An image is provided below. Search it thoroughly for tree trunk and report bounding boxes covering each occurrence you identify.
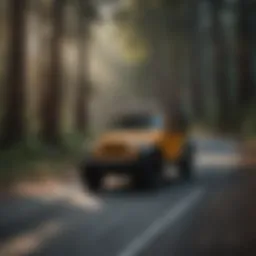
[76,7,89,135]
[220,0,239,116]
[211,1,231,131]
[236,0,256,133]
[0,0,9,137]
[198,0,218,127]
[24,0,44,142]
[41,0,64,146]
[247,1,256,104]
[59,1,79,140]
[236,0,253,130]
[186,0,201,122]
[162,1,189,129]
[1,0,27,148]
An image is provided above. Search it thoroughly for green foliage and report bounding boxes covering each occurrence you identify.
[0,132,90,185]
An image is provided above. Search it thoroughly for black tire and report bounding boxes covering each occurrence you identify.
[134,149,163,190]
[179,143,194,181]
[83,167,103,192]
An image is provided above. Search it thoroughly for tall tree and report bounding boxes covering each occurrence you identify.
[220,0,239,113]
[236,0,256,132]
[76,0,95,135]
[41,0,65,146]
[0,0,9,137]
[189,0,205,122]
[197,0,219,126]
[58,0,79,140]
[211,0,231,131]
[1,0,27,148]
[24,0,45,142]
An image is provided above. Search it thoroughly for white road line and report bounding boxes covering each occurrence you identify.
[118,189,204,256]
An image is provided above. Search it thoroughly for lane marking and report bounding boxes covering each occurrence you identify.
[118,189,204,256]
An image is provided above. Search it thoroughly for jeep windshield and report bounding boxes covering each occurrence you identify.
[111,114,163,130]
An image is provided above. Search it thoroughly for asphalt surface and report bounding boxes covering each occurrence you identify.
[1,138,255,256]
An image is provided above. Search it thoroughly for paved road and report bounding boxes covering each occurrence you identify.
[1,138,254,256]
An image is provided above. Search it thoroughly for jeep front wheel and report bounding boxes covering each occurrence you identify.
[134,149,163,190]
[84,168,103,192]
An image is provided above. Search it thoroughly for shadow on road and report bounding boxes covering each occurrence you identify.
[97,176,194,201]
[0,195,100,244]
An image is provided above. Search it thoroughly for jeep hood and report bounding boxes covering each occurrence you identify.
[95,129,163,147]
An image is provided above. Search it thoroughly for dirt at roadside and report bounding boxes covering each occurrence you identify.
[240,139,256,168]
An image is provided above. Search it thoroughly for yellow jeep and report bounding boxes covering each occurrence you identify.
[80,112,194,191]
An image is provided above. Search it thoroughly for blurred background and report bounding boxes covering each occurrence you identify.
[0,0,256,255]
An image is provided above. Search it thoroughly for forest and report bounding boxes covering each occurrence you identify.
[0,0,255,181]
